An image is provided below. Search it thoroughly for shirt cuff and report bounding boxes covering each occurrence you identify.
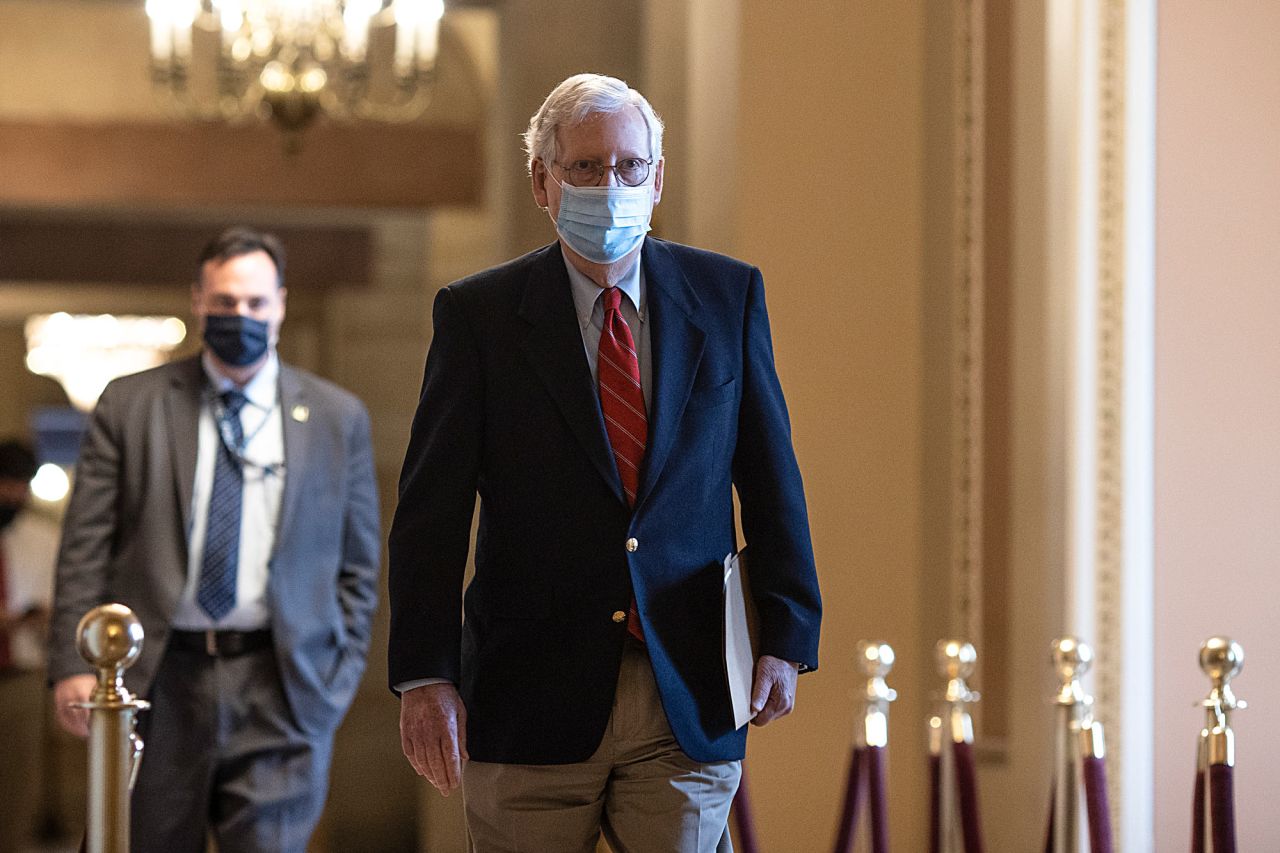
[395,677,452,694]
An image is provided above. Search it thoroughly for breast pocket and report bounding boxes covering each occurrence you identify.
[687,376,738,409]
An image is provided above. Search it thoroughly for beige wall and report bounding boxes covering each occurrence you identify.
[1155,1,1280,848]
[729,2,1066,848]
[734,1,931,848]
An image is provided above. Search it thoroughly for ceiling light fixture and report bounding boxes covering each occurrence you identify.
[144,1,445,147]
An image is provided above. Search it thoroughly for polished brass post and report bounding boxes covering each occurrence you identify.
[75,604,149,853]
[857,641,897,751]
[835,642,895,853]
[929,640,983,853]
[1194,636,1244,853]
[858,641,895,853]
[1198,637,1244,771]
[1050,636,1090,853]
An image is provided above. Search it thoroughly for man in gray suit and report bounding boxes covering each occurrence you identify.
[48,228,381,852]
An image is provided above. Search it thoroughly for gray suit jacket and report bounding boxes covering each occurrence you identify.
[48,355,381,735]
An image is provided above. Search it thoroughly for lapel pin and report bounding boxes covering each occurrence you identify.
[291,405,310,423]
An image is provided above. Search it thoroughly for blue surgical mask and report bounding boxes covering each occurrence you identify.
[553,180,654,264]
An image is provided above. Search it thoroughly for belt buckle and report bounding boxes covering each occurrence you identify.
[204,630,218,657]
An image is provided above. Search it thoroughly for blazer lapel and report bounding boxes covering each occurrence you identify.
[636,239,706,508]
[517,245,625,503]
[273,365,310,554]
[165,357,204,539]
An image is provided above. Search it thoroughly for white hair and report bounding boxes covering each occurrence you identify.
[524,73,665,175]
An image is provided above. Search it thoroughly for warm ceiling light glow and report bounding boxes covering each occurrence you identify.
[30,463,71,504]
[24,314,188,411]
[146,0,446,144]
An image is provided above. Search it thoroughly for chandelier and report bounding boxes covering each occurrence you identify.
[25,313,188,412]
[144,1,445,141]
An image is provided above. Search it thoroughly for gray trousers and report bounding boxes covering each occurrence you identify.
[130,642,331,853]
[463,639,740,853]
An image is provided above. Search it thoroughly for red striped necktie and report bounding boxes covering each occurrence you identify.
[597,286,647,642]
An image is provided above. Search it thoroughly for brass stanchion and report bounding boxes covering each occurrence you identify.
[1192,636,1244,853]
[1045,636,1112,853]
[928,640,984,853]
[833,640,895,853]
[75,604,149,853]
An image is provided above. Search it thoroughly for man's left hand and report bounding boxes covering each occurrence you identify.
[749,654,800,726]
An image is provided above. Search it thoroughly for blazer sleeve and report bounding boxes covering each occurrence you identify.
[46,381,123,683]
[336,402,381,662]
[387,286,484,690]
[732,266,822,672]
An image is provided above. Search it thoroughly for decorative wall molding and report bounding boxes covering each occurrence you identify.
[951,0,986,671]
[0,121,482,209]
[1048,0,1156,846]
[1092,0,1130,836]
[0,219,372,289]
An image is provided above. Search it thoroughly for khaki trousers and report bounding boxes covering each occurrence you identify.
[463,639,740,853]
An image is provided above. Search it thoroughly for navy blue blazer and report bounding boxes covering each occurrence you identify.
[388,237,821,764]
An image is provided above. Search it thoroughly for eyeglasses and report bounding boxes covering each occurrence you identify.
[551,158,654,188]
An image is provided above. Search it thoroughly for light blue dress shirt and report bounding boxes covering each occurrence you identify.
[171,351,285,631]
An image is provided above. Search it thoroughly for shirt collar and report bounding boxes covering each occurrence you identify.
[562,248,645,330]
[201,350,279,410]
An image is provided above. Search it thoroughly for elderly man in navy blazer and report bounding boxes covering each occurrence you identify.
[390,73,821,852]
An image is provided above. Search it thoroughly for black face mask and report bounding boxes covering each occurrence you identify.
[203,314,271,367]
[0,504,19,532]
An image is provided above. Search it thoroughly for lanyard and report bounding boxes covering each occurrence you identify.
[209,390,283,476]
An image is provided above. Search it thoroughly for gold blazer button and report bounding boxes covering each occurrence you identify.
[611,611,627,623]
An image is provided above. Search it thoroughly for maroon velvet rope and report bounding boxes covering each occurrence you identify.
[830,745,888,853]
[1209,763,1236,853]
[929,753,943,853]
[865,745,890,853]
[953,740,986,853]
[1191,769,1206,853]
[731,764,762,853]
[1043,786,1054,853]
[1082,754,1114,853]
[1041,758,1116,853]
[833,746,865,853]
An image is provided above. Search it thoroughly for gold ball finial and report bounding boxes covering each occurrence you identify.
[1199,636,1245,713]
[1052,635,1093,682]
[855,640,895,678]
[76,604,144,671]
[1199,636,1243,684]
[936,639,977,680]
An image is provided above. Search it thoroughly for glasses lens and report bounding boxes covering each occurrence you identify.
[558,160,651,186]
[616,159,650,187]
[567,162,601,186]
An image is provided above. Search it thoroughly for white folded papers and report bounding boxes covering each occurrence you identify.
[723,549,758,729]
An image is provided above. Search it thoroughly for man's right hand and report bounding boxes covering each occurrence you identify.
[53,674,98,738]
[400,681,469,796]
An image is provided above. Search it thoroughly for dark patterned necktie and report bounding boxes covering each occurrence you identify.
[197,389,246,620]
[597,287,647,641]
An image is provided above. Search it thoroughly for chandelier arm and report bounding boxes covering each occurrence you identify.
[146,0,444,142]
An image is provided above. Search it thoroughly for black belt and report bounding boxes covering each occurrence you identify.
[169,629,272,658]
